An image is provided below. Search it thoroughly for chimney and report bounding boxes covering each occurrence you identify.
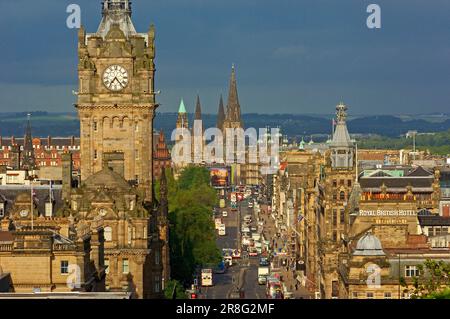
[103,152,125,177]
[47,136,52,149]
[62,152,73,202]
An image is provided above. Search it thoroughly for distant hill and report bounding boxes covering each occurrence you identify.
[1,112,450,139]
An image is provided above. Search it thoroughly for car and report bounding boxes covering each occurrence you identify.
[222,211,228,217]
[251,226,257,232]
[241,226,250,233]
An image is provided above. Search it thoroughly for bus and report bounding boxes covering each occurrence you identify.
[201,268,213,287]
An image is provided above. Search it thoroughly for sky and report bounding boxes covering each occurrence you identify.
[0,0,450,115]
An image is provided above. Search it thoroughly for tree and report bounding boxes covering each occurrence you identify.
[155,167,221,286]
[164,279,187,299]
[401,259,450,299]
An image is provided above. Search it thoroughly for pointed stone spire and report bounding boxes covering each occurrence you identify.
[217,95,225,130]
[224,64,243,128]
[23,113,36,170]
[195,95,202,121]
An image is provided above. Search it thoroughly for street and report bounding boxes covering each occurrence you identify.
[203,196,266,299]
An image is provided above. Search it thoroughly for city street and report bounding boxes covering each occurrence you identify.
[203,197,266,299]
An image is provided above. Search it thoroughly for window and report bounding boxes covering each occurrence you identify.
[333,193,337,201]
[384,292,392,299]
[104,227,112,242]
[128,226,132,245]
[93,121,98,131]
[348,180,352,187]
[135,149,139,160]
[155,250,160,265]
[340,179,344,186]
[332,231,337,242]
[405,265,419,277]
[339,191,345,201]
[332,180,337,187]
[332,210,337,226]
[352,292,358,299]
[154,275,161,293]
[340,209,345,224]
[122,259,129,274]
[104,259,110,274]
[94,150,98,160]
[0,203,4,218]
[60,260,69,274]
[366,292,374,299]
[443,227,449,234]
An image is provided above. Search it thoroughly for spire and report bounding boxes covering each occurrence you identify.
[217,95,225,130]
[23,113,36,170]
[176,99,189,129]
[195,95,202,121]
[178,99,186,114]
[225,64,243,127]
[330,102,353,148]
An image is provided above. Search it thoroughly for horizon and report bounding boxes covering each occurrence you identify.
[0,0,450,115]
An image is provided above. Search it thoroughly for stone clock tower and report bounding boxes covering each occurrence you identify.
[76,0,157,202]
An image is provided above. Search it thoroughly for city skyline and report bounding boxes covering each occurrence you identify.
[0,0,450,115]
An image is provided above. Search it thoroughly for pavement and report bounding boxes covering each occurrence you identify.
[259,205,314,299]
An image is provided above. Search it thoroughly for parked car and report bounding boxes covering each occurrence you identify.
[222,211,228,217]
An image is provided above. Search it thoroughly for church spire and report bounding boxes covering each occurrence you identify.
[195,95,202,121]
[224,65,243,128]
[176,99,189,129]
[23,113,36,170]
[217,95,225,130]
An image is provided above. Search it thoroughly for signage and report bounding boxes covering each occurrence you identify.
[358,210,417,217]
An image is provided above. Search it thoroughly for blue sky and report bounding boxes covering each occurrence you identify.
[0,0,449,115]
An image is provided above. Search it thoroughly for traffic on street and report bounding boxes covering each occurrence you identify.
[187,185,306,299]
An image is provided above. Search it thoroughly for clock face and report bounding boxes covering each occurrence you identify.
[19,210,29,218]
[103,65,129,91]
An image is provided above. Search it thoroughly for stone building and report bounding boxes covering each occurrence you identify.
[0,191,106,293]
[317,102,356,299]
[0,0,169,299]
[76,0,157,203]
[153,130,171,179]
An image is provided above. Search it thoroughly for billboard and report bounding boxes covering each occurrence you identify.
[210,168,229,188]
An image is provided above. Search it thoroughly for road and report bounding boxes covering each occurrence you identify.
[204,196,266,299]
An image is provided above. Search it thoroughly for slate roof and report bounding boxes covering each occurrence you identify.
[359,166,435,191]
[0,186,64,218]
[418,215,450,226]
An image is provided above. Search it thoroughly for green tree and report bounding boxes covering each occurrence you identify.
[401,259,450,299]
[155,167,221,286]
[164,279,187,299]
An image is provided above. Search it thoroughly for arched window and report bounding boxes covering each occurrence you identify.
[104,226,112,242]
[340,191,345,201]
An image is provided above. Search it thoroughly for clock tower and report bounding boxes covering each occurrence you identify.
[76,0,157,202]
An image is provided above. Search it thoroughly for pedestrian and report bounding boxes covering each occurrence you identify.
[295,283,298,291]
